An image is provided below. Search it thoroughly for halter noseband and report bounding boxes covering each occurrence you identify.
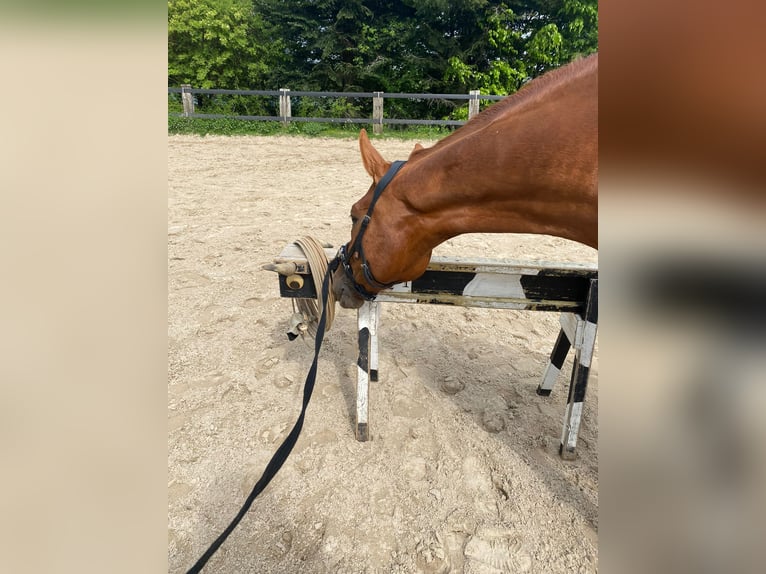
[337,160,407,300]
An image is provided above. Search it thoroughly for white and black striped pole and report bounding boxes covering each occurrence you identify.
[560,278,598,459]
[355,301,380,440]
[537,329,572,396]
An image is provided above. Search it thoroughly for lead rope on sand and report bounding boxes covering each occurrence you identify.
[185,237,339,574]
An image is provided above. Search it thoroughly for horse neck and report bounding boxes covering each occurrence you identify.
[396,79,598,249]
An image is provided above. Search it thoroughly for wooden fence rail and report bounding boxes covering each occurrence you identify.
[169,86,505,134]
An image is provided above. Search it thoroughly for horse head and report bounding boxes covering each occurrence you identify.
[332,130,432,309]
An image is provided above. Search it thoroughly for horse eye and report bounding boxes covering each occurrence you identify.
[350,215,358,225]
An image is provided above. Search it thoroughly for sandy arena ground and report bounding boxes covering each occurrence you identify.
[168,134,598,573]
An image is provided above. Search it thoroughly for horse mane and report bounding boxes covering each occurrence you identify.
[417,53,598,157]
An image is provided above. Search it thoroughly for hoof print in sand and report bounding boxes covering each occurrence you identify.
[415,532,451,574]
[440,374,465,395]
[464,528,532,573]
[481,410,505,433]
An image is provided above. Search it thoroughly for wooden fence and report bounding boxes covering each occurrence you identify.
[168,86,505,134]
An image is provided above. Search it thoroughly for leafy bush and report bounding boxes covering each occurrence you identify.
[168,116,452,140]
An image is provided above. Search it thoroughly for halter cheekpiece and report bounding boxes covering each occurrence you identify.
[336,160,407,300]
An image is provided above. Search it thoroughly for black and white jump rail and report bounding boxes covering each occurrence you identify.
[272,243,598,459]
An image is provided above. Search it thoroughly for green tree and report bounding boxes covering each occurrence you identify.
[558,0,599,56]
[170,0,598,121]
[445,4,527,96]
[169,0,280,113]
[445,1,598,96]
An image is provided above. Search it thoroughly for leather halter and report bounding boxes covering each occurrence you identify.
[337,160,407,300]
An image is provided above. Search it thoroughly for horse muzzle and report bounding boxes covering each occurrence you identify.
[331,263,366,309]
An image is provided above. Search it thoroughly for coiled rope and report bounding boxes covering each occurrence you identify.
[290,236,336,337]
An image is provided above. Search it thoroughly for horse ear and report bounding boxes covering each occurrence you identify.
[409,142,425,159]
[359,128,390,182]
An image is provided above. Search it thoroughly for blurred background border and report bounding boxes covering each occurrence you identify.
[1,2,764,573]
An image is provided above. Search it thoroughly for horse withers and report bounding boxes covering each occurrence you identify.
[333,54,598,309]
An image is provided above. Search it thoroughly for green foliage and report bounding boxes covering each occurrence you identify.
[168,0,598,125]
[527,23,565,73]
[169,115,279,136]
[168,0,279,92]
[295,96,366,120]
[168,115,452,140]
[329,97,364,119]
[559,0,599,55]
[168,93,184,114]
[442,1,597,96]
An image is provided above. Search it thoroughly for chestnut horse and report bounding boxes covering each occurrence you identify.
[333,53,598,309]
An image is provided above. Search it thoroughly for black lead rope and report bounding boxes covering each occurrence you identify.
[186,257,339,574]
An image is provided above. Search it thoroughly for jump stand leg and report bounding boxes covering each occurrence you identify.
[560,279,598,460]
[370,301,380,382]
[537,329,571,396]
[355,301,378,441]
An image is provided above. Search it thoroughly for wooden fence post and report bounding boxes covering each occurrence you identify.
[372,92,384,135]
[468,89,480,120]
[279,88,291,126]
[181,84,194,117]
